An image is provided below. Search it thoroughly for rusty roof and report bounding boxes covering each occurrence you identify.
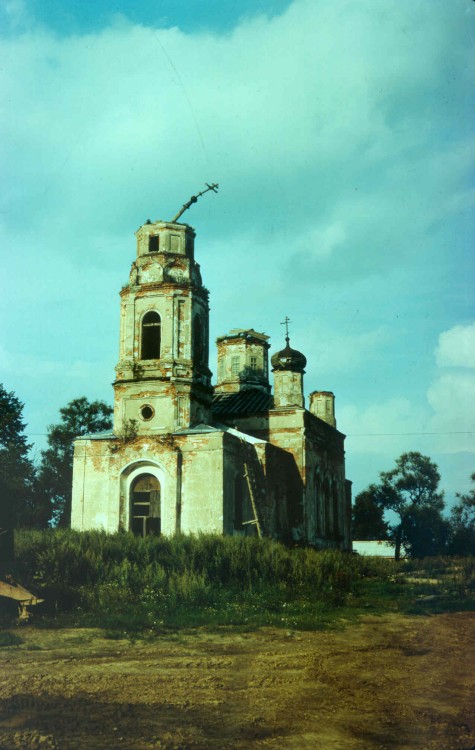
[212,388,273,417]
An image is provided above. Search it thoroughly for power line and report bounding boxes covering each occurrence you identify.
[24,430,475,437]
[347,431,474,437]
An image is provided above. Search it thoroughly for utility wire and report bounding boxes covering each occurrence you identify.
[24,430,475,437]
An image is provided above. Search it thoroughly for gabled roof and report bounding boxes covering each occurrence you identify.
[212,388,273,417]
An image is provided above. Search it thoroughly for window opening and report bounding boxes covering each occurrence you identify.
[250,356,257,370]
[332,482,339,539]
[193,316,203,365]
[140,405,154,421]
[315,474,322,536]
[148,235,159,253]
[130,473,161,537]
[324,477,331,537]
[141,311,161,360]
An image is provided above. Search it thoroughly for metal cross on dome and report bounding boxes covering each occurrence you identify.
[170,183,219,223]
[281,316,291,346]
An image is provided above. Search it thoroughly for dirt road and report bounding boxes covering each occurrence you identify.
[0,612,474,749]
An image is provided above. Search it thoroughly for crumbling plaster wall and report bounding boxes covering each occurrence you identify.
[178,432,225,535]
[71,432,229,537]
[216,338,269,394]
[71,437,179,534]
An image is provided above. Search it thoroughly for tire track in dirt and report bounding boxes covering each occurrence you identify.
[0,613,473,749]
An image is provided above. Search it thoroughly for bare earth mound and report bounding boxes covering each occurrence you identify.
[0,612,474,749]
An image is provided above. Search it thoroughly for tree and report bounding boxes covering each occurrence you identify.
[0,384,37,528]
[36,397,113,527]
[401,504,449,559]
[448,473,475,556]
[352,488,389,540]
[360,452,446,559]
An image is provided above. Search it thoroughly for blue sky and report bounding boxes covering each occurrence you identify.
[1,0,474,504]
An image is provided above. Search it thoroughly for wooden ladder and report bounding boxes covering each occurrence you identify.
[240,440,263,537]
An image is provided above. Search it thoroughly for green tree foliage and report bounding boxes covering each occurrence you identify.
[359,452,446,559]
[449,473,475,556]
[0,384,37,528]
[401,504,449,559]
[36,397,113,527]
[352,488,389,540]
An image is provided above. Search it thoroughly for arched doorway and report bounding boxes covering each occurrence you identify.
[130,473,161,536]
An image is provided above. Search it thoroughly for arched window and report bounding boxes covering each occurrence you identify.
[193,315,203,365]
[332,481,340,539]
[233,473,244,532]
[141,311,161,360]
[315,473,322,536]
[130,473,161,537]
[324,477,331,538]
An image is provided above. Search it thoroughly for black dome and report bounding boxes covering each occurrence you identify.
[271,343,307,372]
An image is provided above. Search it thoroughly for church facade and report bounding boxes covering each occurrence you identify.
[71,217,352,549]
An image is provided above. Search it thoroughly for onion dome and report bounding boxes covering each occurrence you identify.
[271,335,307,372]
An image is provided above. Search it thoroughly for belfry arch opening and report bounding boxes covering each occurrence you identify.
[130,473,161,536]
[193,315,204,365]
[141,311,161,360]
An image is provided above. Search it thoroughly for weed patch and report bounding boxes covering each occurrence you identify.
[12,530,475,632]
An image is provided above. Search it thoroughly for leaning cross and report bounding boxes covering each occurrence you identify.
[171,183,219,223]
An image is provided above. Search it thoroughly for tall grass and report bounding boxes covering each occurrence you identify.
[10,530,475,631]
[12,530,363,627]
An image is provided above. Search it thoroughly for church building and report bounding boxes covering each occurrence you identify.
[71,213,352,549]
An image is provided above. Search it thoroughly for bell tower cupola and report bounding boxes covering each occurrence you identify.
[271,318,307,409]
[113,217,213,435]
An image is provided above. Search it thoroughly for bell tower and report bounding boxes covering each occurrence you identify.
[113,219,213,435]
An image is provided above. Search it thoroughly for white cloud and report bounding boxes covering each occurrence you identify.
[425,371,475,454]
[305,326,388,378]
[1,0,473,497]
[1,0,473,245]
[296,222,347,259]
[338,320,475,464]
[339,397,429,456]
[435,323,475,369]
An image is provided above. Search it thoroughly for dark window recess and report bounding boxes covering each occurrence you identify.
[149,235,159,253]
[130,473,161,537]
[141,311,161,359]
[315,475,322,536]
[193,316,203,365]
[332,484,339,538]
